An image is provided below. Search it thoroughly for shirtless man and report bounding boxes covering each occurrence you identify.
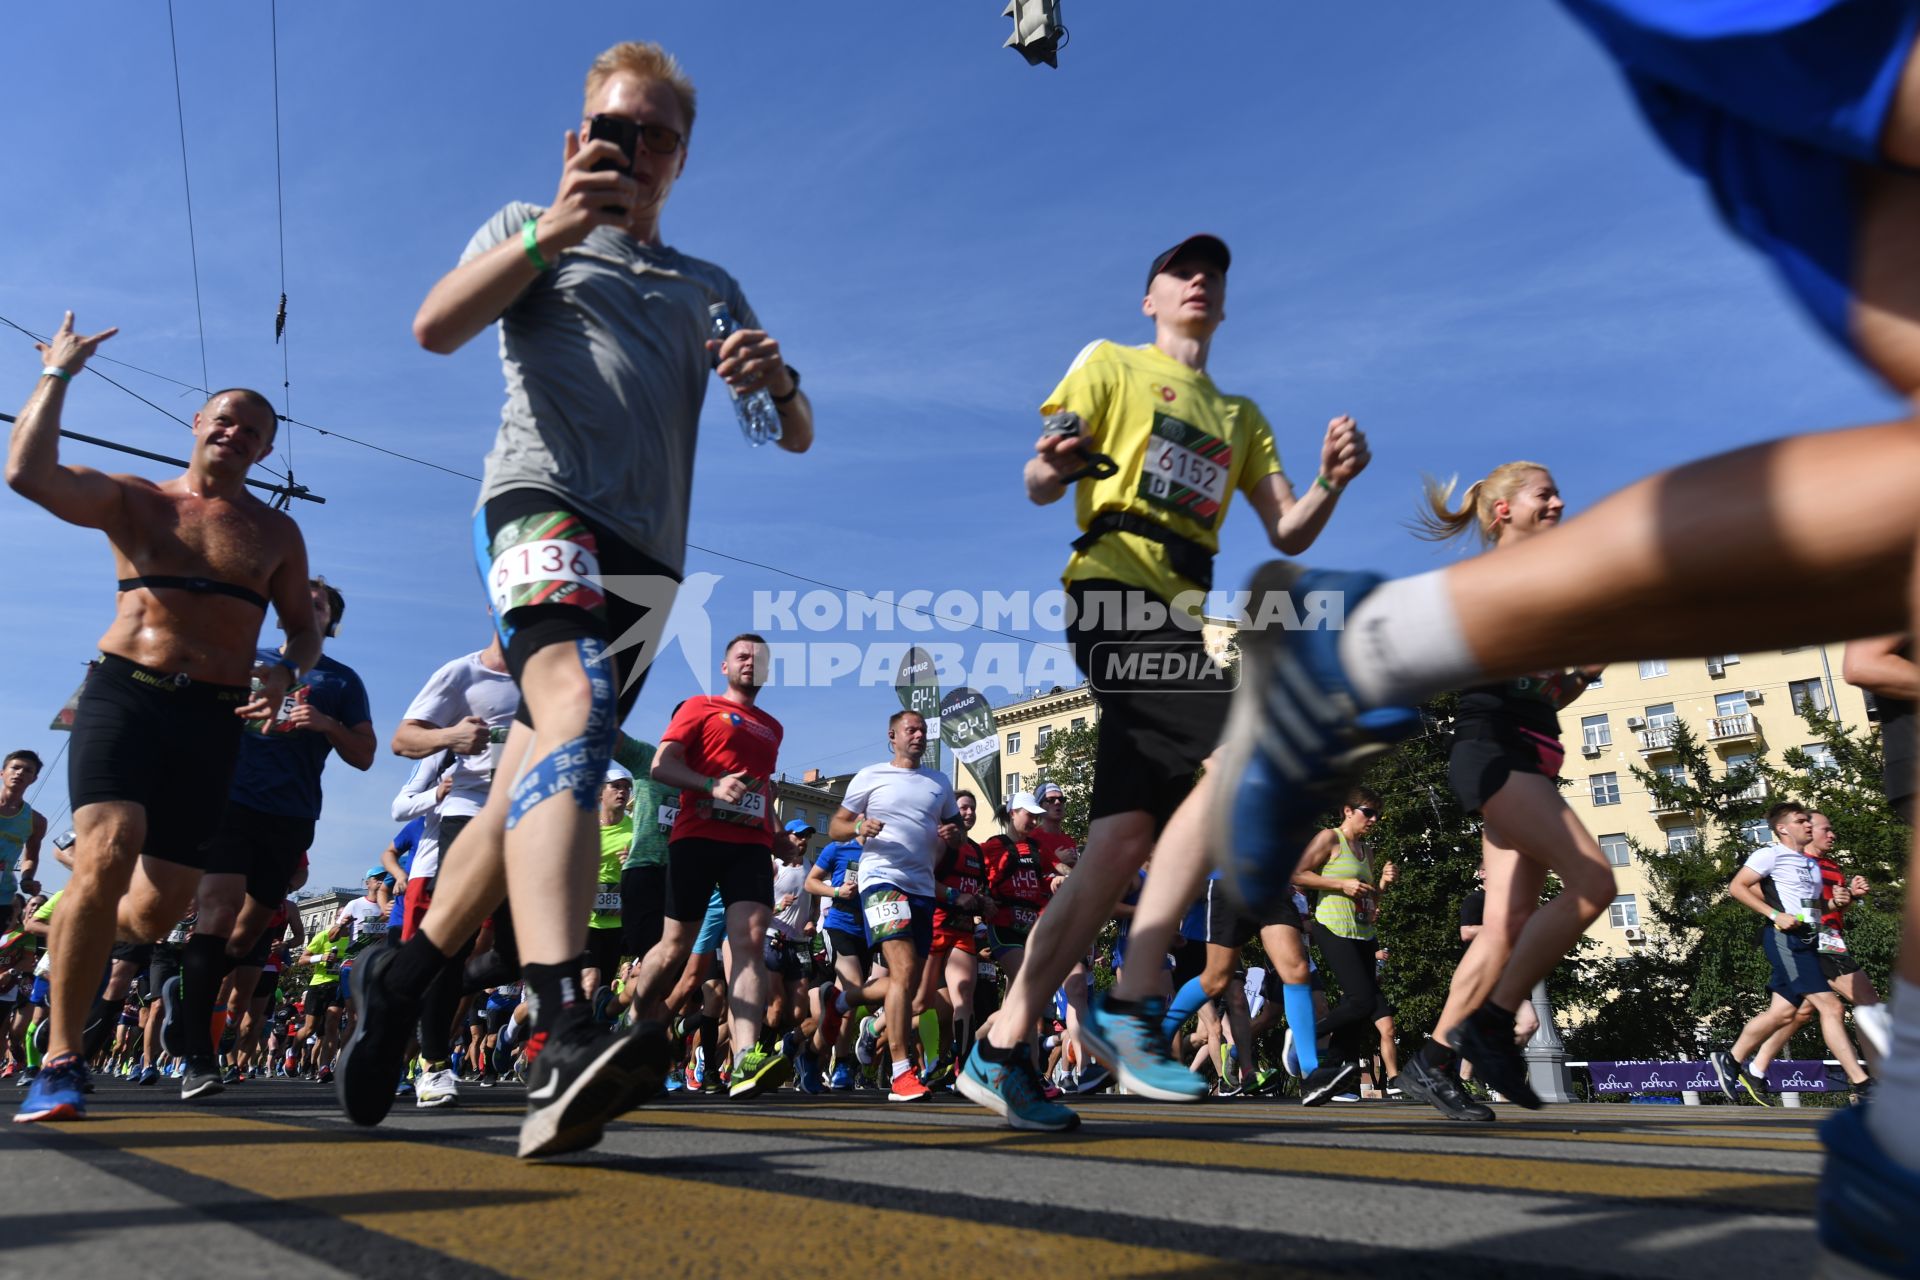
[6,313,320,1122]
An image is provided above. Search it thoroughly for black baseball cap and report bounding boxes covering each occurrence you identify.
[1145,234,1230,293]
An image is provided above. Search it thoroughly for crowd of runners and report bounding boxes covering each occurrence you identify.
[7,8,1920,1275]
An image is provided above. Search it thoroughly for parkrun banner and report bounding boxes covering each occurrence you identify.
[1585,1060,1834,1094]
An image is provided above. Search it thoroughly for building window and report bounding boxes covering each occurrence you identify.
[1714,690,1751,718]
[1580,714,1611,749]
[1608,895,1640,929]
[1006,772,1021,797]
[1070,717,1086,732]
[1667,826,1700,854]
[1709,654,1741,667]
[1802,742,1838,772]
[1655,762,1685,787]
[1006,730,1021,755]
[1644,702,1677,730]
[1599,833,1631,867]
[1638,659,1668,679]
[1742,818,1772,846]
[1789,678,1830,715]
[1589,772,1621,806]
[1586,670,1604,689]
[1037,725,1053,749]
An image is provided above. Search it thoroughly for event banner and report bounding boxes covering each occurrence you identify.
[1585,1060,1834,1094]
[893,646,941,771]
[938,685,1001,816]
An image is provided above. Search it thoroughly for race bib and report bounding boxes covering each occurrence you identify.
[487,512,607,620]
[658,803,679,831]
[1137,412,1231,526]
[1818,927,1849,955]
[1012,906,1039,929]
[594,886,622,915]
[711,788,768,825]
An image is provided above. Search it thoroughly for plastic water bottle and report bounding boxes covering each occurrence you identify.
[707,302,782,447]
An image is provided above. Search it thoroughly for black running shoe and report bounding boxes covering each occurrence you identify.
[1708,1047,1740,1102]
[1448,1016,1540,1109]
[1300,1059,1361,1108]
[517,1020,671,1160]
[1401,1054,1493,1122]
[1737,1061,1774,1108]
[180,1056,225,1102]
[334,941,421,1127]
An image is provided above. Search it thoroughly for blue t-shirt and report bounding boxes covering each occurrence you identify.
[384,818,424,929]
[815,840,863,935]
[228,650,372,820]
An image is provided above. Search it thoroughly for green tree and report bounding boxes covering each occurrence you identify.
[1030,722,1098,846]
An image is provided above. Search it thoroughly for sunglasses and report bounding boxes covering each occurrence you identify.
[587,113,684,161]
[1041,795,1063,803]
[1355,806,1380,819]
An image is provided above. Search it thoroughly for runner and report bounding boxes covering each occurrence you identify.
[1752,811,1889,1086]
[802,820,868,1088]
[765,819,816,1074]
[8,317,319,1124]
[828,711,960,1102]
[0,751,46,931]
[616,738,674,986]
[627,635,791,1101]
[298,921,351,1083]
[1710,802,1872,1104]
[961,234,1371,1129]
[1385,463,1615,1121]
[172,576,373,1101]
[583,766,635,1002]
[338,39,813,1159]
[917,789,989,1083]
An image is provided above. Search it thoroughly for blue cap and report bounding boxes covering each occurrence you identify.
[784,818,815,834]
[364,866,387,881]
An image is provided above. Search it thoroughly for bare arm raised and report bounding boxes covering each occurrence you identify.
[5,312,126,531]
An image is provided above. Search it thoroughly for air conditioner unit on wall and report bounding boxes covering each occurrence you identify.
[1582,743,1601,757]
[1747,691,1764,704]
[1623,926,1646,943]
[1626,716,1646,729]
[1706,658,1725,676]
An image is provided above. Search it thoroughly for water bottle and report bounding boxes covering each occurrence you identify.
[707,302,782,447]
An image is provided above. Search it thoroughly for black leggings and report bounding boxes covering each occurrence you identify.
[1311,922,1390,1062]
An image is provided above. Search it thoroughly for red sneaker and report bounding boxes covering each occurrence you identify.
[888,1066,931,1102]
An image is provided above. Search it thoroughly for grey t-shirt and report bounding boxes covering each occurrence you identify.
[462,202,759,572]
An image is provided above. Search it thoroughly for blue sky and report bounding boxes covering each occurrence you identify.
[3,1,1903,892]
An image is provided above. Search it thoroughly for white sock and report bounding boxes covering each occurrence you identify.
[1866,978,1920,1166]
[891,1057,910,1080]
[1336,569,1479,708]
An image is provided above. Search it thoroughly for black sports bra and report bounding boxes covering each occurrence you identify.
[117,575,269,611]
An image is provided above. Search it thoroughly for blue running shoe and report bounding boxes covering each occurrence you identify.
[1211,564,1419,919]
[15,1055,89,1124]
[1082,993,1207,1102]
[829,1062,853,1092]
[664,1070,685,1093]
[1818,1104,1920,1278]
[796,1051,825,1095]
[956,1044,1079,1132]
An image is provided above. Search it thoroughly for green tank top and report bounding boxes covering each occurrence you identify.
[1313,828,1376,941]
[0,802,34,887]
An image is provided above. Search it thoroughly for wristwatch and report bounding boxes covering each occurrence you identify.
[771,365,802,405]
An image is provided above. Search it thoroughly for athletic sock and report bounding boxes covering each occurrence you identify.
[80,998,122,1062]
[917,1009,941,1063]
[891,1056,911,1080]
[179,933,236,1059]
[1336,569,1479,709]
[1466,1001,1518,1047]
[1420,1036,1459,1073]
[522,961,585,1035]
[1865,978,1920,1167]
[1159,978,1210,1041]
[1282,984,1320,1074]
[386,933,453,1000]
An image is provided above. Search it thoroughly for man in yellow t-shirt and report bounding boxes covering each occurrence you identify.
[584,766,635,1001]
[958,234,1372,1131]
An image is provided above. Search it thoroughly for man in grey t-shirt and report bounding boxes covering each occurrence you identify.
[336,40,813,1161]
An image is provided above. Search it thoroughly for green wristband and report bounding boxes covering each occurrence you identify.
[521,218,551,272]
[1315,474,1340,494]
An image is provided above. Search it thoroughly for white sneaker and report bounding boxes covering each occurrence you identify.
[1853,1003,1892,1061]
[415,1066,461,1109]
[854,1016,878,1067]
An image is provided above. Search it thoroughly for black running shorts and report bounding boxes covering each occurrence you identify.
[68,654,249,869]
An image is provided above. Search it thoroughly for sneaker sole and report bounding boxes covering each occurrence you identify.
[1210,564,1402,919]
[517,1030,670,1160]
[1398,1065,1493,1122]
[1739,1076,1774,1108]
[728,1056,793,1101]
[415,1095,459,1109]
[1301,1061,1361,1108]
[333,946,413,1128]
[1079,1025,1207,1103]
[887,1089,931,1102]
[13,1102,83,1124]
[954,1067,1079,1132]
[1708,1053,1739,1103]
[180,1079,225,1102]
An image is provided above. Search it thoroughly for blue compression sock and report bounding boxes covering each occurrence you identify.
[1161,977,1210,1040]
[1284,983,1319,1075]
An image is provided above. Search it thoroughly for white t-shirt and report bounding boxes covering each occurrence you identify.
[402,652,519,819]
[771,860,810,939]
[1743,841,1823,923]
[842,763,957,898]
[336,897,386,948]
[391,752,448,880]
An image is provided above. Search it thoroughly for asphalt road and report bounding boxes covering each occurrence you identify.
[0,1078,1826,1278]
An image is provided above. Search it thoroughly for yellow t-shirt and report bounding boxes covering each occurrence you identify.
[1042,340,1283,605]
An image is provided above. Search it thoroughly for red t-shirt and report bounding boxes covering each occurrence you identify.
[1032,829,1079,878]
[933,839,989,937]
[982,835,1053,930]
[661,695,783,846]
